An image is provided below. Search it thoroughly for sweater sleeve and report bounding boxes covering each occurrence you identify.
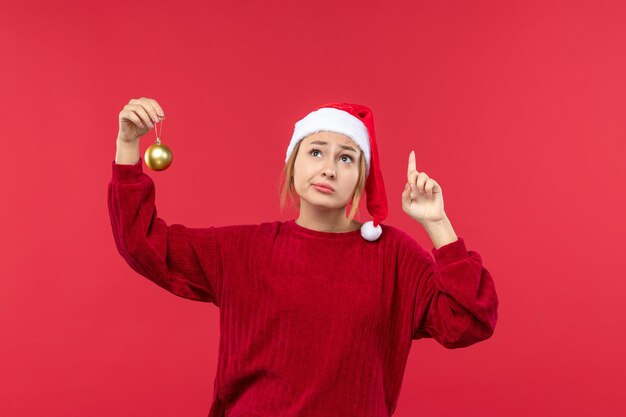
[401,235,499,348]
[107,158,220,305]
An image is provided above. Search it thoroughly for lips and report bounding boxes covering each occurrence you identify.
[312,183,335,192]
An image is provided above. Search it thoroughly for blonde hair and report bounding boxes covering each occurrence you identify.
[278,140,367,222]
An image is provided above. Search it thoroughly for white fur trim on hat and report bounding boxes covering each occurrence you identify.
[286,107,371,176]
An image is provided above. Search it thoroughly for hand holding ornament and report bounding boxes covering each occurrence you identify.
[117,97,172,170]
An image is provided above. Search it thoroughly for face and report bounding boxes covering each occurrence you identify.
[293,131,361,210]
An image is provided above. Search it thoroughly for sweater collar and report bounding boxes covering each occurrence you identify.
[285,219,363,239]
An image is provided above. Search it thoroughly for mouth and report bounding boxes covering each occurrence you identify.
[312,183,335,193]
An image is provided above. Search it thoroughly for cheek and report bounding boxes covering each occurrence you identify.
[292,170,306,191]
[347,168,360,183]
[294,162,314,181]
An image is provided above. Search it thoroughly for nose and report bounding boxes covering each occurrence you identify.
[322,165,336,178]
[321,152,337,178]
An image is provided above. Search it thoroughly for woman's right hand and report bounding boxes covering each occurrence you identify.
[117,97,165,143]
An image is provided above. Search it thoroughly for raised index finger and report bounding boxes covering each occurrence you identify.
[407,150,417,180]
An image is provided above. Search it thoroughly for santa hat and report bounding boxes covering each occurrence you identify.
[285,102,388,241]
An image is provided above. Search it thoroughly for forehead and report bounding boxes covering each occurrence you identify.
[303,130,356,146]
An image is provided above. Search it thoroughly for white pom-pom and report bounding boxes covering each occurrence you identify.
[360,220,382,241]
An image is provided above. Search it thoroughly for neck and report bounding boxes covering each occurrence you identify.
[296,200,361,232]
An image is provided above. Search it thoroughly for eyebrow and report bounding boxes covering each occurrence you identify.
[308,140,358,153]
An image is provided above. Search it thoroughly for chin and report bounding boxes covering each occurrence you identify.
[307,195,349,210]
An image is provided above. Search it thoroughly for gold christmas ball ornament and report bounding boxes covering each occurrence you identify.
[144,138,173,171]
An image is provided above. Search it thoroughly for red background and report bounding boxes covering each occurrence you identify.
[1,1,625,416]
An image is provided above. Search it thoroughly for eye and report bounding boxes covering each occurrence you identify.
[310,148,353,163]
[310,148,322,157]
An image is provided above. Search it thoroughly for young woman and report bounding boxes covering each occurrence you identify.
[108,98,499,417]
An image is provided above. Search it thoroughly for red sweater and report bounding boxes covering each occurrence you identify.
[108,158,499,417]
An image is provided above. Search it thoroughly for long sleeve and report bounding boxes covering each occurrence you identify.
[107,158,220,305]
[401,235,499,349]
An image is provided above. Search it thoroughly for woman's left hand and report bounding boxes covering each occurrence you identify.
[402,150,447,225]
